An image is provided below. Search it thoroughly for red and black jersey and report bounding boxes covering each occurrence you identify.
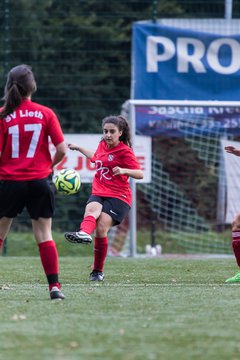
[0,99,64,180]
[91,140,141,206]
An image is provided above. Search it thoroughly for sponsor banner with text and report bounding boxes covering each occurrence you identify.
[132,21,240,100]
[134,103,240,136]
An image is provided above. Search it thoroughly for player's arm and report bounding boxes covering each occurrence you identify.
[68,143,94,159]
[112,167,144,179]
[225,146,240,157]
[52,141,67,168]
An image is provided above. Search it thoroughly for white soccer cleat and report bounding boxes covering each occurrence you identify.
[64,231,92,244]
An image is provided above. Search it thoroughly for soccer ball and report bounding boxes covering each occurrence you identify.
[53,169,81,195]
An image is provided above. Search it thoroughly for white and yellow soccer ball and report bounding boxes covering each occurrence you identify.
[53,168,81,195]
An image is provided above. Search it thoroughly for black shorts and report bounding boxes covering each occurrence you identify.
[87,195,131,226]
[0,175,55,220]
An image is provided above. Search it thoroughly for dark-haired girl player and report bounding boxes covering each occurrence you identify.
[64,115,143,281]
[0,64,67,300]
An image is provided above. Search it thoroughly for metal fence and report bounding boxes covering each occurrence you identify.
[0,0,239,235]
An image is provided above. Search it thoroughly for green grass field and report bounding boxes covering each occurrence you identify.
[0,256,240,360]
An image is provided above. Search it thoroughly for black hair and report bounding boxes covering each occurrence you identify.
[0,64,37,119]
[102,115,132,147]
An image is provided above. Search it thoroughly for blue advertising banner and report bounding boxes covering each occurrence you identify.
[132,22,240,100]
[134,102,240,137]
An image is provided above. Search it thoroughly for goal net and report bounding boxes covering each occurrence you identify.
[109,100,240,256]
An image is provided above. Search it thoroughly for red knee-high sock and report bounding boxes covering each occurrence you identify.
[93,237,108,272]
[38,240,60,291]
[232,231,240,267]
[0,238,3,253]
[80,215,96,234]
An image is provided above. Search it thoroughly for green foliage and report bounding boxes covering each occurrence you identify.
[153,137,218,223]
[1,0,145,132]
[0,0,231,133]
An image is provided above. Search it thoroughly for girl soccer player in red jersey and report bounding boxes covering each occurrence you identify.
[0,64,67,300]
[64,115,143,281]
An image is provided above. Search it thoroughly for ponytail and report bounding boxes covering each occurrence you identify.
[0,64,37,119]
[0,84,23,119]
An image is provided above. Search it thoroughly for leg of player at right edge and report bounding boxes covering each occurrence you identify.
[0,238,3,254]
[225,214,240,283]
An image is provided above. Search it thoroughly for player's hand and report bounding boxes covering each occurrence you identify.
[68,143,79,151]
[112,166,124,176]
[225,146,240,156]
